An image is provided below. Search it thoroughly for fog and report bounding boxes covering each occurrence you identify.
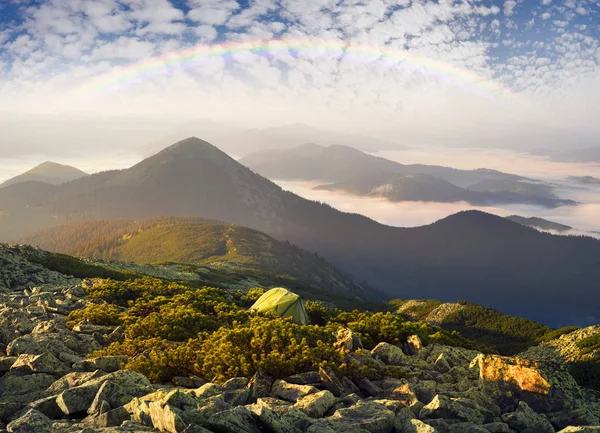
[274,145,600,236]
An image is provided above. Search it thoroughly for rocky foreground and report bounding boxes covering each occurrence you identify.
[2,245,600,433]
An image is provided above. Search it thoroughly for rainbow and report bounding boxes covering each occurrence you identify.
[83,38,508,99]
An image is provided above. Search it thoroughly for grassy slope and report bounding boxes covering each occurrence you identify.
[22,217,376,300]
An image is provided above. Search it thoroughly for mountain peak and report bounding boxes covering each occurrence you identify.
[1,161,87,188]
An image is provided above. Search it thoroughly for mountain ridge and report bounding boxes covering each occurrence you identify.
[0,161,88,188]
[1,137,600,326]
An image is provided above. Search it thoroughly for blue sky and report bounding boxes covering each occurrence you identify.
[0,0,599,154]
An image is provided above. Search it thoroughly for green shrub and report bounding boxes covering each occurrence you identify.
[66,303,122,329]
[576,334,600,354]
[539,326,580,343]
[569,360,600,390]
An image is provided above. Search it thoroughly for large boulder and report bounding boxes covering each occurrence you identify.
[336,328,363,353]
[419,395,489,424]
[10,353,69,376]
[329,400,396,433]
[207,406,262,433]
[271,379,318,402]
[371,343,405,366]
[502,401,555,433]
[295,390,335,418]
[87,370,153,415]
[6,409,52,433]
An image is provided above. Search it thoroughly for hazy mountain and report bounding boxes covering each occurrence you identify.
[241,142,573,206]
[314,172,573,207]
[532,146,600,163]
[568,175,600,185]
[2,137,600,326]
[506,215,572,233]
[240,143,526,187]
[315,173,479,203]
[22,217,375,299]
[0,161,87,188]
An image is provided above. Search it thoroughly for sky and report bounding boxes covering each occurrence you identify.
[1,0,599,159]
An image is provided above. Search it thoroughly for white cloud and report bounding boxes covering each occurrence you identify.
[188,0,240,26]
[504,0,517,16]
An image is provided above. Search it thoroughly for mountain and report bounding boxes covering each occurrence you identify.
[240,143,526,187]
[507,215,573,233]
[22,217,375,300]
[550,146,600,163]
[241,143,572,207]
[2,137,600,326]
[0,161,87,188]
[569,175,600,185]
[315,173,479,203]
[315,172,573,207]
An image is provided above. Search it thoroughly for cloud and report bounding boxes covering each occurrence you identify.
[0,0,598,155]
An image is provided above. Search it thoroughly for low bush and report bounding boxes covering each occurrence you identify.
[66,303,123,329]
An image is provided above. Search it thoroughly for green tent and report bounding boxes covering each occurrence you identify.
[250,287,309,325]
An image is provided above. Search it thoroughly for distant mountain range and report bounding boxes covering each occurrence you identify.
[0,161,87,188]
[569,175,600,185]
[241,144,574,208]
[2,137,600,326]
[506,215,572,233]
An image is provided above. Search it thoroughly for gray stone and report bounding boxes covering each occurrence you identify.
[330,400,396,433]
[6,409,51,433]
[271,379,318,402]
[207,406,262,433]
[57,382,103,415]
[371,342,405,366]
[284,371,321,385]
[420,395,486,424]
[10,353,69,376]
[483,422,511,432]
[502,401,555,433]
[320,366,344,397]
[295,390,335,418]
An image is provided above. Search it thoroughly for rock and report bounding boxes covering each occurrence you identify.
[502,401,555,433]
[10,353,69,376]
[87,370,152,415]
[92,406,131,428]
[27,396,62,419]
[381,377,418,405]
[330,400,396,433]
[0,373,55,397]
[357,377,382,397]
[72,322,115,335]
[73,355,127,373]
[6,409,52,433]
[404,335,423,355]
[295,390,335,418]
[0,357,17,372]
[284,371,321,385]
[57,381,103,415]
[207,406,262,433]
[472,354,550,392]
[271,379,318,402]
[320,366,344,397]
[557,428,600,433]
[222,388,250,406]
[172,376,205,389]
[5,337,41,357]
[447,423,490,433]
[371,342,405,366]
[223,377,249,390]
[47,370,106,394]
[193,383,223,400]
[482,422,511,432]
[336,328,363,353]
[248,368,274,401]
[246,399,303,433]
[420,395,486,424]
[434,353,452,373]
[342,376,360,395]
